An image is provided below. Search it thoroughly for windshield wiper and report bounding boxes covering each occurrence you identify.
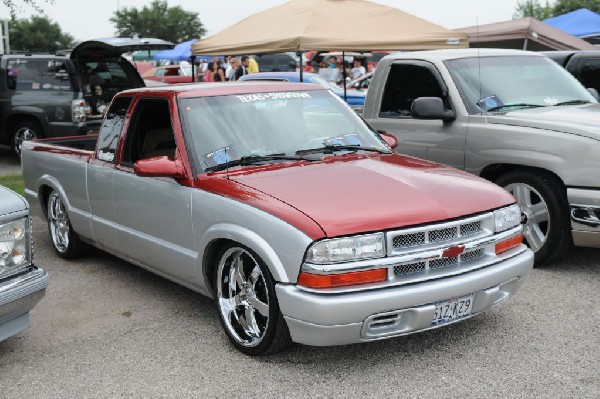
[485,103,544,113]
[296,145,387,155]
[554,99,591,106]
[206,153,314,172]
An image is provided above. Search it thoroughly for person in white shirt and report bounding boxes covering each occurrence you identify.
[351,59,366,80]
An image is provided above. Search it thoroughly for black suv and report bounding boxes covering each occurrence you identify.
[0,37,172,157]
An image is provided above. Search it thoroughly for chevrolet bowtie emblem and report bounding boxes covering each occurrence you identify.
[442,245,465,258]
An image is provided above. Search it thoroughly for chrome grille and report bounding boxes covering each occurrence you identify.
[430,256,458,269]
[393,232,425,249]
[393,262,425,275]
[389,214,489,254]
[460,221,481,237]
[460,248,485,263]
[429,227,457,243]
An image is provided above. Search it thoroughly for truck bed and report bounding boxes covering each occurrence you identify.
[21,135,97,221]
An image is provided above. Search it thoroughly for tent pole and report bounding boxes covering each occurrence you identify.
[343,51,347,102]
[191,55,196,83]
[298,51,303,82]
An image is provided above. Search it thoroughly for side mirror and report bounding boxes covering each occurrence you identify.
[587,88,599,101]
[411,97,455,122]
[134,156,186,179]
[377,131,398,149]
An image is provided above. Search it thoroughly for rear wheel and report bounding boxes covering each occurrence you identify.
[496,169,572,264]
[214,244,291,356]
[47,191,87,259]
[12,120,42,160]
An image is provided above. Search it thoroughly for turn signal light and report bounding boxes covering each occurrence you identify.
[298,268,387,289]
[495,234,523,255]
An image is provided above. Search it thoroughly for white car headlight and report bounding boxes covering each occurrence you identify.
[494,204,521,232]
[0,217,32,275]
[306,232,385,264]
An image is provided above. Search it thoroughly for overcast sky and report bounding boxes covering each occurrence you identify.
[1,0,522,42]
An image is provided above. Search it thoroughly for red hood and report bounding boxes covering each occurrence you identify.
[197,154,514,238]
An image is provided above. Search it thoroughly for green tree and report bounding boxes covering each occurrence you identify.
[553,0,600,15]
[513,0,555,19]
[9,15,75,52]
[2,0,51,19]
[110,0,206,43]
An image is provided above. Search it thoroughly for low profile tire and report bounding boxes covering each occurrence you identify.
[47,191,87,259]
[496,169,572,265]
[12,120,42,160]
[214,244,292,356]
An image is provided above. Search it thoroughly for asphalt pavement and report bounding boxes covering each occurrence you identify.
[0,209,598,398]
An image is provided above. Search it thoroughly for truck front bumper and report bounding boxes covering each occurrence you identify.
[568,188,600,248]
[0,266,49,341]
[276,250,533,346]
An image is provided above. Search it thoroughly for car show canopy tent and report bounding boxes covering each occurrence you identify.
[544,8,600,45]
[457,17,597,51]
[191,0,468,55]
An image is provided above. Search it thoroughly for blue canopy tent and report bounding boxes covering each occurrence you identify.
[545,8,600,44]
[153,39,222,82]
[153,39,219,62]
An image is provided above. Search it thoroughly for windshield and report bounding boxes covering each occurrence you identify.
[179,89,389,172]
[445,56,596,114]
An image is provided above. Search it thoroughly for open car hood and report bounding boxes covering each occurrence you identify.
[71,37,174,59]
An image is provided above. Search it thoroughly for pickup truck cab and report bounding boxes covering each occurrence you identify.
[0,186,48,341]
[363,49,600,264]
[22,82,533,355]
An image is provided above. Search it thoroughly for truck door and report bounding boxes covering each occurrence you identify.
[368,61,467,170]
[88,96,133,251]
[113,97,197,283]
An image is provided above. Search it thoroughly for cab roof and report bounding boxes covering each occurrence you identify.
[119,81,325,98]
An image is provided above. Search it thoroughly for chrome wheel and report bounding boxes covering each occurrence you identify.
[48,192,70,253]
[216,247,270,347]
[14,125,37,156]
[504,182,550,252]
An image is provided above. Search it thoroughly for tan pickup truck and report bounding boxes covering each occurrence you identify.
[363,48,600,264]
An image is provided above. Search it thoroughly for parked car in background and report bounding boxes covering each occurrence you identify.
[141,64,194,84]
[0,37,173,158]
[362,48,600,264]
[347,71,373,92]
[22,82,532,355]
[238,71,366,113]
[0,185,48,342]
[543,50,600,95]
[254,53,297,72]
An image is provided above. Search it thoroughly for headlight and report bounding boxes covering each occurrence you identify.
[0,217,32,275]
[494,204,521,232]
[306,233,385,264]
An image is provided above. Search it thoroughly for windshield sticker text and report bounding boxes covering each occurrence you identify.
[236,92,312,102]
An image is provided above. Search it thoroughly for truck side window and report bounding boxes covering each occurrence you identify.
[121,98,176,165]
[580,58,600,93]
[96,96,133,163]
[379,64,445,118]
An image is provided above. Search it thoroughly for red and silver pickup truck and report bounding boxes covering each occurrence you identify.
[21,82,533,355]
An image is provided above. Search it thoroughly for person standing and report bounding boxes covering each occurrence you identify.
[206,60,225,82]
[235,56,250,80]
[248,56,259,74]
[351,59,366,80]
[226,58,240,81]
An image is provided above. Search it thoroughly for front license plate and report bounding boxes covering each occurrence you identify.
[431,294,474,326]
